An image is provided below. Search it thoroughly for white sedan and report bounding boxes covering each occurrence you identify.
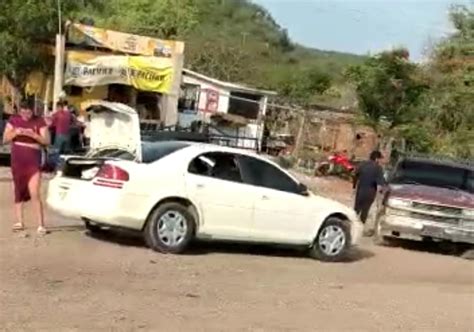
[47,101,363,261]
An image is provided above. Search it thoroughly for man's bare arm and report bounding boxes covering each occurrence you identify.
[2,123,17,144]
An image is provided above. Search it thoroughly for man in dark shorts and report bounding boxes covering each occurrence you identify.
[353,150,386,230]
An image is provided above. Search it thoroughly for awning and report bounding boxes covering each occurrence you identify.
[64,50,174,94]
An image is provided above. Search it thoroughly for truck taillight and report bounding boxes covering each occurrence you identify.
[93,164,129,189]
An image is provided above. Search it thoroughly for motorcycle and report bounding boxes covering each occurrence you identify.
[315,152,358,180]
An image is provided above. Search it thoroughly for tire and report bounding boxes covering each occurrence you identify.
[144,202,195,254]
[309,217,351,262]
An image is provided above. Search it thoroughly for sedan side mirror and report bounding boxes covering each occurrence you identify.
[297,183,310,196]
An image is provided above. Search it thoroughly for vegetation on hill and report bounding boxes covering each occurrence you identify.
[1,0,470,158]
[347,4,473,158]
[0,0,364,105]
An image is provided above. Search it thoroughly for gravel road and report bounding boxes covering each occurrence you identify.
[0,168,473,331]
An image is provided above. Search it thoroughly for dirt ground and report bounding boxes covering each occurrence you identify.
[0,167,473,331]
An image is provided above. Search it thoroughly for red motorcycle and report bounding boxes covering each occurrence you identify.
[315,152,358,179]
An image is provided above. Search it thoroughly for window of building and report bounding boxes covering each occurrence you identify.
[178,84,200,113]
[228,92,261,119]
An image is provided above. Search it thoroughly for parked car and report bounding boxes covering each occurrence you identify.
[47,100,363,261]
[0,111,12,164]
[375,156,474,246]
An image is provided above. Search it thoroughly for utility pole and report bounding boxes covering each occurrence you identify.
[52,0,66,114]
[293,109,306,158]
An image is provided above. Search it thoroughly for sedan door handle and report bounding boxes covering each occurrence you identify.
[196,184,205,189]
[261,195,269,200]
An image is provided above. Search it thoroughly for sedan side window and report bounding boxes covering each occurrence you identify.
[188,152,243,183]
[238,155,300,194]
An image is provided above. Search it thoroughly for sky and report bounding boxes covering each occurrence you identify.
[253,0,471,61]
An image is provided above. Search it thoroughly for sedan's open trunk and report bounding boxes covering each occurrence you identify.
[61,158,106,181]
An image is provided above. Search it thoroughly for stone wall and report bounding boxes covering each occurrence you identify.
[267,105,379,160]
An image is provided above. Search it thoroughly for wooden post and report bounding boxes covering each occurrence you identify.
[43,77,52,115]
[255,96,267,151]
[52,34,65,113]
[293,109,306,157]
[162,42,185,127]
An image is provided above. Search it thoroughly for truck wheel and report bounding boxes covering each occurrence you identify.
[145,202,195,254]
[309,217,351,262]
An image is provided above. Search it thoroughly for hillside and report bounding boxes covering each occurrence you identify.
[185,0,365,89]
[89,0,364,103]
[0,0,363,106]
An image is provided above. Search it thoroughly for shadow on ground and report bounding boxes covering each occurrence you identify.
[380,238,473,259]
[47,225,87,233]
[84,229,374,263]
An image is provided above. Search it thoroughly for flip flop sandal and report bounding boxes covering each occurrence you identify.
[37,226,48,236]
[12,223,25,232]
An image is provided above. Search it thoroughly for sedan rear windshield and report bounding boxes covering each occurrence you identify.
[141,141,190,163]
[391,160,473,193]
[90,141,190,163]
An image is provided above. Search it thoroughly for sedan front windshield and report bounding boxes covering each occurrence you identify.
[391,160,473,193]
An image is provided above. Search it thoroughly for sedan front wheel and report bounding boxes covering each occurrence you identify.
[310,217,351,262]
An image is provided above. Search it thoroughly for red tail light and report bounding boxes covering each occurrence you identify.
[93,164,129,189]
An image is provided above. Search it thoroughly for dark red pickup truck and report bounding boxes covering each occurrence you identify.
[375,156,474,246]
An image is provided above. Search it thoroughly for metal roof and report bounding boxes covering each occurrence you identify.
[183,69,277,96]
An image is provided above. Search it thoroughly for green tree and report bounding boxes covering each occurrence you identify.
[268,67,332,105]
[186,40,255,82]
[0,0,101,87]
[96,0,199,39]
[0,0,364,103]
[347,5,473,158]
[346,48,428,132]
[423,4,474,158]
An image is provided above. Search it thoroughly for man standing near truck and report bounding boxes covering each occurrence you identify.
[353,150,386,234]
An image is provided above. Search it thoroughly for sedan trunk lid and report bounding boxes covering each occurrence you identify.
[83,100,141,161]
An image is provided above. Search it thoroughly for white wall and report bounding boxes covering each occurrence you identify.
[181,73,268,150]
[183,75,230,114]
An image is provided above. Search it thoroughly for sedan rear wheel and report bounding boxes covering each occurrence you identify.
[310,217,351,262]
[145,202,195,254]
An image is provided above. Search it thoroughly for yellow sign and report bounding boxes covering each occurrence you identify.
[68,23,184,57]
[64,51,174,94]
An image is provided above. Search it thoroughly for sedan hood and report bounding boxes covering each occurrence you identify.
[83,100,141,160]
[389,184,474,209]
[309,192,359,220]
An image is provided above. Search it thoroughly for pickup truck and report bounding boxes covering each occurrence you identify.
[375,156,474,246]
